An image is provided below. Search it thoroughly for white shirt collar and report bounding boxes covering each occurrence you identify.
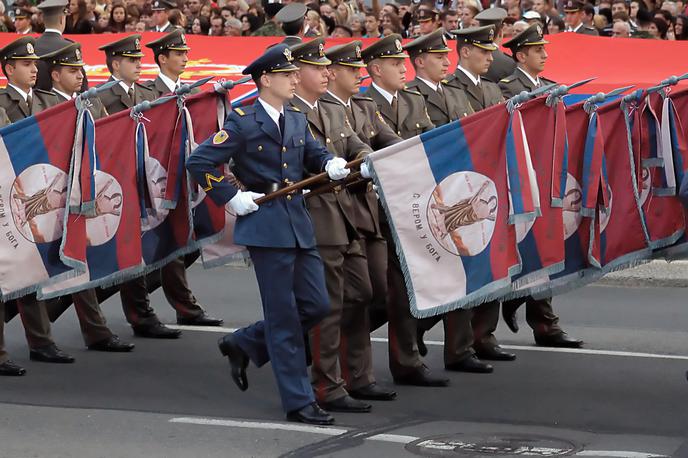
[9,84,31,102]
[158,72,180,93]
[517,67,540,87]
[417,76,440,92]
[572,23,583,32]
[456,65,480,86]
[295,94,318,111]
[156,21,171,31]
[118,80,132,94]
[257,97,284,132]
[326,90,350,107]
[18,27,32,34]
[44,28,63,35]
[53,88,75,100]
[372,82,397,105]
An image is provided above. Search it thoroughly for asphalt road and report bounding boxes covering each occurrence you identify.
[1,265,687,458]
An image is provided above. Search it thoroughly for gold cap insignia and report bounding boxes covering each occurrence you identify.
[441,35,447,47]
[26,42,34,54]
[395,39,402,52]
[488,28,494,41]
[134,38,140,49]
[284,47,293,62]
[355,45,361,58]
[75,48,81,60]
[180,33,187,44]
[536,24,543,36]
[318,42,325,57]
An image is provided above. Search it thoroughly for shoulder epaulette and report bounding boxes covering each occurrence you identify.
[234,107,246,116]
[319,97,339,106]
[499,76,516,83]
[351,94,373,102]
[35,89,57,97]
[402,88,422,96]
[287,105,300,112]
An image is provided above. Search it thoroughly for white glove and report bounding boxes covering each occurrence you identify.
[325,157,350,181]
[228,190,264,216]
[360,162,371,179]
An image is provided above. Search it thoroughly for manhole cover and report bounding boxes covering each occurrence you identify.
[406,434,580,457]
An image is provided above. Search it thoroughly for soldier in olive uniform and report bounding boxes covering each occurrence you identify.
[275,3,306,47]
[498,24,584,349]
[96,35,159,115]
[563,0,599,35]
[440,26,517,364]
[251,0,286,37]
[288,39,390,413]
[0,37,75,369]
[403,30,493,374]
[39,43,137,354]
[321,40,401,402]
[475,8,516,84]
[151,0,177,33]
[145,30,199,97]
[96,35,184,339]
[361,35,449,387]
[322,41,401,375]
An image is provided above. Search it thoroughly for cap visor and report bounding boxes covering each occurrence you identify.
[563,8,579,12]
[11,55,40,60]
[298,57,332,65]
[337,61,366,68]
[168,46,191,51]
[474,43,497,51]
[272,64,299,72]
[122,51,145,57]
[525,40,550,45]
[428,48,452,53]
[380,52,409,58]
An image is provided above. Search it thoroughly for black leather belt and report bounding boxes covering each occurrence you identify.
[249,180,296,195]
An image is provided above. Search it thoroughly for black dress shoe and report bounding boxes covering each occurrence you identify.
[0,360,26,376]
[132,323,182,339]
[29,344,75,364]
[474,346,517,361]
[88,336,135,352]
[535,332,583,348]
[349,383,397,401]
[218,334,249,391]
[177,313,224,327]
[501,301,521,333]
[445,355,494,373]
[287,402,335,425]
[394,365,450,387]
[321,395,372,413]
[417,328,428,357]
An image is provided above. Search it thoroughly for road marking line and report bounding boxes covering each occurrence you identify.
[169,417,667,457]
[169,417,348,436]
[576,452,667,458]
[168,325,688,361]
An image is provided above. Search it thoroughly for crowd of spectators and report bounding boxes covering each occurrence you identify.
[1,0,686,40]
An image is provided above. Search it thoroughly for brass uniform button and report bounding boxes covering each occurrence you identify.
[326,138,331,144]
[397,131,401,136]
[370,131,375,136]
[416,123,420,128]
[283,162,288,168]
[286,195,292,201]
[340,132,345,137]
[300,139,304,144]
[258,145,263,151]
[282,146,287,152]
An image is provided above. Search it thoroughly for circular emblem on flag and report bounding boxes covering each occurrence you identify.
[86,171,123,246]
[427,171,498,257]
[562,173,583,240]
[213,130,229,145]
[10,164,67,243]
[141,156,169,232]
[26,42,34,55]
[639,167,651,206]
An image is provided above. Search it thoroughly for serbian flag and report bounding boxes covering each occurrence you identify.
[0,102,88,300]
[622,91,685,252]
[541,102,600,295]
[137,98,194,269]
[39,108,146,298]
[505,97,567,298]
[591,99,652,270]
[185,90,249,267]
[368,103,536,318]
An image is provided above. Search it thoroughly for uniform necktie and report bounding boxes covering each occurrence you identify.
[278,112,285,139]
[345,104,354,124]
[391,95,398,113]
[26,94,33,112]
[128,87,135,102]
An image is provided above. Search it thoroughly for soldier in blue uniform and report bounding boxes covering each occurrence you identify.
[186,44,351,425]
